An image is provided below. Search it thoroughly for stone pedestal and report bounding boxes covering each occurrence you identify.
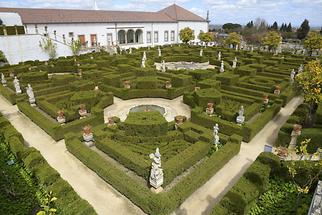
[150,187,163,194]
[57,116,66,124]
[83,133,94,147]
[236,115,245,124]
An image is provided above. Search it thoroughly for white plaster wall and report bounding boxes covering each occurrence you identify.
[0,34,72,65]
[178,21,209,42]
[0,12,23,25]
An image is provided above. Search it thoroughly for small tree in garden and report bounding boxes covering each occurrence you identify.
[37,191,57,215]
[71,39,82,56]
[39,38,57,59]
[297,19,310,40]
[198,32,214,45]
[304,32,322,56]
[296,60,322,126]
[261,31,282,52]
[287,139,322,213]
[225,32,241,47]
[179,27,195,44]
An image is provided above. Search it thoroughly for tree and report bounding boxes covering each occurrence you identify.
[179,27,195,44]
[246,21,254,28]
[71,39,82,56]
[320,27,322,35]
[198,32,214,44]
[0,19,3,26]
[225,32,241,47]
[287,23,293,32]
[296,60,322,126]
[287,139,322,213]
[261,31,282,51]
[304,32,322,55]
[271,21,278,31]
[297,19,310,40]
[222,23,242,33]
[39,37,57,59]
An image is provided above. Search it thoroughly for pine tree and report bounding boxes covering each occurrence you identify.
[297,19,310,40]
[286,23,292,32]
[271,21,278,31]
[280,23,286,31]
[246,21,254,28]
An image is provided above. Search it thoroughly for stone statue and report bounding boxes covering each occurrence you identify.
[141,58,146,68]
[230,44,233,49]
[290,69,296,83]
[236,106,245,124]
[13,76,22,94]
[129,48,132,54]
[218,51,221,61]
[206,102,214,115]
[56,110,66,124]
[161,60,166,72]
[220,60,225,73]
[79,104,88,119]
[26,84,36,105]
[213,123,220,145]
[143,51,147,60]
[232,57,237,69]
[274,85,281,95]
[251,46,254,52]
[200,49,203,57]
[298,64,304,73]
[149,148,164,191]
[235,44,239,51]
[1,73,7,86]
[165,81,172,89]
[158,47,161,57]
[83,125,94,147]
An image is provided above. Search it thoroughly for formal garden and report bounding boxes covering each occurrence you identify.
[0,42,321,214]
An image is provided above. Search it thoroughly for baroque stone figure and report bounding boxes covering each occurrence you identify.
[200,49,203,57]
[158,47,162,57]
[143,51,147,60]
[26,83,36,105]
[232,57,237,69]
[13,76,22,94]
[1,73,7,86]
[220,60,225,73]
[236,106,245,124]
[290,69,296,83]
[149,148,164,191]
[83,125,94,147]
[206,102,214,115]
[161,60,166,72]
[218,51,221,61]
[213,123,220,145]
[79,104,88,119]
[56,110,66,124]
[141,58,146,68]
[129,48,132,54]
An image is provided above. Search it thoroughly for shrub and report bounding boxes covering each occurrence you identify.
[124,112,168,137]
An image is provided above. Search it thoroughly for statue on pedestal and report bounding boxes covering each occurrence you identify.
[165,81,172,89]
[1,73,7,86]
[57,110,66,124]
[236,106,245,124]
[263,94,269,105]
[129,48,132,54]
[274,85,281,95]
[142,51,147,61]
[232,57,237,69]
[83,125,94,147]
[158,47,162,57]
[161,60,166,73]
[26,84,36,105]
[213,123,220,145]
[220,60,225,73]
[13,76,22,94]
[174,115,186,130]
[290,69,296,83]
[79,104,88,119]
[218,51,221,61]
[123,80,131,89]
[141,58,146,68]
[206,102,214,115]
[107,117,116,127]
[149,148,164,191]
[291,124,302,137]
[200,49,203,57]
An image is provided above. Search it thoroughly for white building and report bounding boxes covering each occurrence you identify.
[0,4,209,49]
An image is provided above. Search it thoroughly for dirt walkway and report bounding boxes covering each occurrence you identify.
[175,96,303,215]
[0,95,145,215]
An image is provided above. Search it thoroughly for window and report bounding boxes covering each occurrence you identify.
[164,31,169,42]
[171,31,175,41]
[69,32,74,37]
[147,31,151,43]
[154,31,159,43]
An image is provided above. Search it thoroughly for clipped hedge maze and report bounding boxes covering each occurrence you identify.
[0,44,307,214]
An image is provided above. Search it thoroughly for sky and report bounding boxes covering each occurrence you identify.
[0,0,322,27]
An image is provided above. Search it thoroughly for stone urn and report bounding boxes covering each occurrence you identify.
[83,125,94,146]
[274,85,281,95]
[94,85,99,91]
[123,80,131,89]
[56,110,66,124]
[292,124,302,136]
[194,87,200,92]
[174,115,186,129]
[107,117,116,126]
[79,104,88,119]
[206,103,214,115]
[165,81,172,89]
[263,95,269,105]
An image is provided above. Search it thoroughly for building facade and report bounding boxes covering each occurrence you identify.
[0,4,209,49]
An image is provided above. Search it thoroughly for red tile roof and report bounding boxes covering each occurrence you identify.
[0,4,206,24]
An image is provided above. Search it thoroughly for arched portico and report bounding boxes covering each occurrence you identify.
[117,28,144,45]
[118,30,126,44]
[135,29,143,44]
[127,29,135,44]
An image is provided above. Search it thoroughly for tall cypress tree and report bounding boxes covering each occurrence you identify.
[271,21,278,31]
[280,23,285,31]
[297,19,310,40]
[287,23,292,32]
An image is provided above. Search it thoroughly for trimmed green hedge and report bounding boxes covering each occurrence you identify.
[0,116,96,214]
